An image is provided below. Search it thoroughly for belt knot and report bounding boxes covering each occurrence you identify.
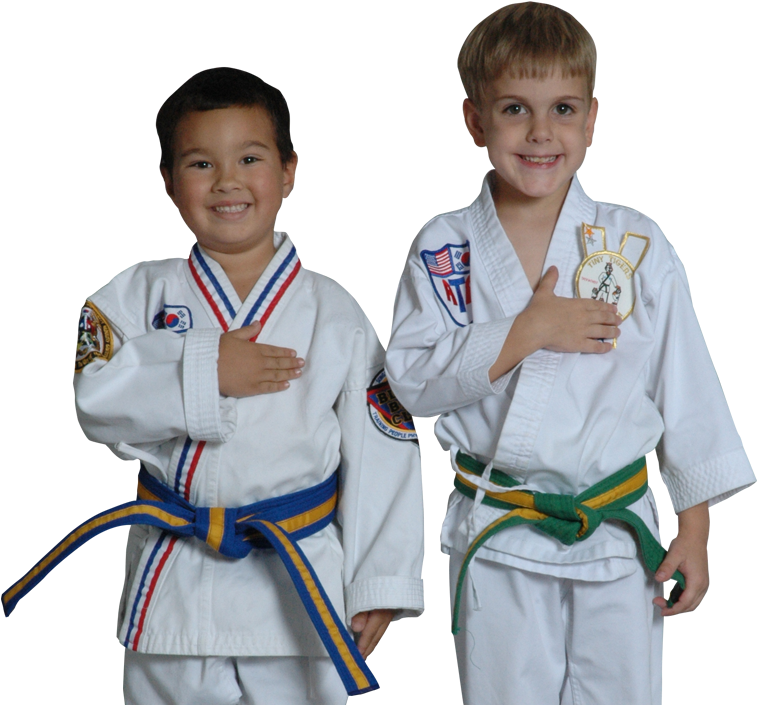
[532,494,601,544]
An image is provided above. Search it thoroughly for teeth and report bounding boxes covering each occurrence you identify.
[522,155,557,163]
[213,204,248,213]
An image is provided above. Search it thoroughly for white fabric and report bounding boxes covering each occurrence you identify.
[449,550,663,705]
[75,232,424,658]
[124,652,346,705]
[386,173,754,580]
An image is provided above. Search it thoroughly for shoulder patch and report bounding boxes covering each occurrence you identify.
[152,304,193,332]
[75,301,113,372]
[367,370,418,443]
[421,241,472,327]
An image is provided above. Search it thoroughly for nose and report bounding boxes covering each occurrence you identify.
[526,113,553,143]
[212,163,242,193]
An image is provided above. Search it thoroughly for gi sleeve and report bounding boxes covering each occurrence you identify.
[336,312,424,623]
[74,297,236,447]
[646,252,754,511]
[386,257,517,417]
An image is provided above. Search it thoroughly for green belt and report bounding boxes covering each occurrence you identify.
[452,452,685,634]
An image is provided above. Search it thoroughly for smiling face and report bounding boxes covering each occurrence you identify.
[464,71,597,208]
[162,106,297,258]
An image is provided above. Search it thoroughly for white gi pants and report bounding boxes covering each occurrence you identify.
[449,550,663,705]
[124,652,348,705]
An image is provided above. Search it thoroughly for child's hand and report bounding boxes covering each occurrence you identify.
[653,501,710,616]
[350,609,394,658]
[218,321,305,397]
[522,266,621,354]
[489,267,620,381]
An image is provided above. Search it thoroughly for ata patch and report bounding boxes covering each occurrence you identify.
[152,305,193,332]
[367,370,417,443]
[421,241,472,327]
[75,301,113,372]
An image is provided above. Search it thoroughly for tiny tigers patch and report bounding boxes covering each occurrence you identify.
[367,370,417,442]
[75,301,113,372]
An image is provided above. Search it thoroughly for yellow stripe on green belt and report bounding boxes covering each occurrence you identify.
[452,452,685,634]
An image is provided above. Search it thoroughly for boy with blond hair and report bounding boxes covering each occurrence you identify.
[4,67,423,705]
[386,3,753,703]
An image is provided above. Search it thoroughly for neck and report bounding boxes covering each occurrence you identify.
[491,174,572,236]
[201,236,277,301]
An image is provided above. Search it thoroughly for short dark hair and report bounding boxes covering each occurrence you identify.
[157,67,295,171]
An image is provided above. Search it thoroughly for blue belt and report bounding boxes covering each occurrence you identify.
[2,467,378,696]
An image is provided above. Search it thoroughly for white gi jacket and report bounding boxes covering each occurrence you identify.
[74,233,424,656]
[386,173,753,581]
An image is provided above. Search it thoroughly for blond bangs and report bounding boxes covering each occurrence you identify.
[459,3,596,106]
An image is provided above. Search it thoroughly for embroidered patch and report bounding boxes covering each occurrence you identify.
[152,305,193,332]
[75,301,113,372]
[421,242,472,327]
[367,370,417,443]
[575,224,650,320]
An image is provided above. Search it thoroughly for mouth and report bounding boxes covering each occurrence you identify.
[519,155,559,165]
[212,203,249,214]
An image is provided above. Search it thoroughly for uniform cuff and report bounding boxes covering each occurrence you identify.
[459,318,517,398]
[344,577,424,623]
[183,328,237,442]
[661,447,755,512]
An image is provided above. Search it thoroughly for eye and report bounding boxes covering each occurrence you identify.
[554,103,574,116]
[189,161,211,169]
[503,104,524,115]
[242,156,259,165]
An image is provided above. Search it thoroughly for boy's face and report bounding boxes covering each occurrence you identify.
[162,106,296,257]
[464,72,597,205]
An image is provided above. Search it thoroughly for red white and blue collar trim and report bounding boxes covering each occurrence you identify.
[187,235,301,334]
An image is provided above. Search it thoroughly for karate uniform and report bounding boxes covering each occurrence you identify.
[74,233,424,701]
[385,173,753,704]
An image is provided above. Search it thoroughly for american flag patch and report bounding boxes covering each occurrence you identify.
[420,241,472,327]
[422,248,453,276]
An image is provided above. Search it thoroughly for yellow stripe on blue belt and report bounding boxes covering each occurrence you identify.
[451,452,686,634]
[2,467,378,696]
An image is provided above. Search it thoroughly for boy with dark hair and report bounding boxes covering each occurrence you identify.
[386,4,752,704]
[4,67,423,705]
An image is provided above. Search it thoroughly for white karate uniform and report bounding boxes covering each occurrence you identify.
[74,233,424,702]
[385,173,754,704]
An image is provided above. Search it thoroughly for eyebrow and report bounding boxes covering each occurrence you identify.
[178,141,272,160]
[495,94,586,103]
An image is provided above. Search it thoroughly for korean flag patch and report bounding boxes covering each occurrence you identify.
[367,370,418,443]
[152,305,193,332]
[421,241,472,327]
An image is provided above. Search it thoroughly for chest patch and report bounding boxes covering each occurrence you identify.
[152,305,193,332]
[421,242,472,327]
[575,224,650,320]
[367,370,417,443]
[75,301,113,372]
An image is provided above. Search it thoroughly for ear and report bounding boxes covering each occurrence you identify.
[161,166,176,201]
[282,152,298,198]
[463,99,487,148]
[585,98,599,147]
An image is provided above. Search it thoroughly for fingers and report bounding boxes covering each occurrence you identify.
[653,580,708,616]
[354,610,393,658]
[351,612,368,633]
[534,266,559,296]
[652,544,709,616]
[229,322,262,339]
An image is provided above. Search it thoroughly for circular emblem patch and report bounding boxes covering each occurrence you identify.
[366,370,417,443]
[75,301,113,372]
[575,252,636,320]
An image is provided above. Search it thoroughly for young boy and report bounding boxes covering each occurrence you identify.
[3,68,423,705]
[385,4,753,704]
